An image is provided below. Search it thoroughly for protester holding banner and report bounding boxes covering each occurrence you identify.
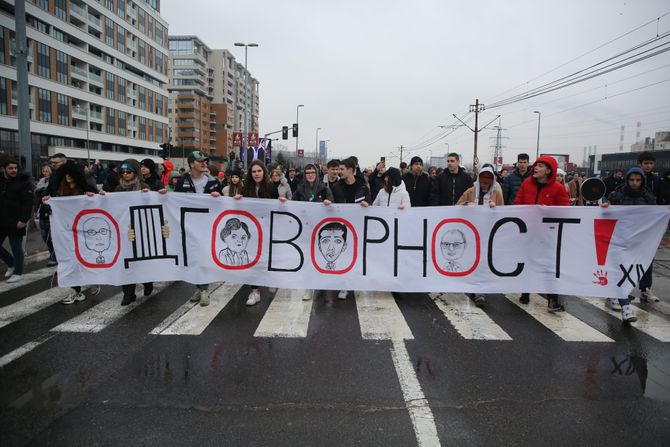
[430,153,472,206]
[236,160,280,306]
[222,169,243,197]
[140,159,164,192]
[323,159,340,191]
[514,155,571,312]
[293,164,333,204]
[502,153,531,205]
[402,157,432,207]
[372,167,410,208]
[271,169,293,200]
[175,151,222,307]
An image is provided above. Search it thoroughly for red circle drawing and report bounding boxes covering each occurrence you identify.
[211,210,263,270]
[73,209,121,269]
[431,218,480,277]
[311,217,358,274]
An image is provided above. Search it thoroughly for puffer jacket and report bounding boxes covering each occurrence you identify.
[373,181,411,207]
[513,156,571,206]
[502,167,532,205]
[0,172,33,234]
[606,167,656,205]
[274,177,293,200]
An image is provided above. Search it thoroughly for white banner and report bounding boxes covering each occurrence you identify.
[49,192,669,298]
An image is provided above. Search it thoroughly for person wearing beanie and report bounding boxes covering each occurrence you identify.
[140,158,164,192]
[556,168,570,194]
[222,169,243,197]
[167,171,181,192]
[372,167,410,208]
[401,156,432,207]
[429,153,473,206]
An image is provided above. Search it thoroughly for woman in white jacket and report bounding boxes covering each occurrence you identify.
[372,167,411,208]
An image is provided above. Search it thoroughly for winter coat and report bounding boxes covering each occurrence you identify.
[372,181,411,207]
[0,172,33,234]
[144,174,164,192]
[657,172,670,205]
[502,167,532,205]
[429,167,473,206]
[161,160,174,186]
[456,167,504,206]
[103,169,120,192]
[331,176,371,204]
[402,171,432,207]
[174,173,221,194]
[368,169,385,203]
[606,167,657,205]
[293,180,334,203]
[34,177,51,230]
[567,178,584,206]
[513,156,571,206]
[604,174,624,197]
[274,177,293,200]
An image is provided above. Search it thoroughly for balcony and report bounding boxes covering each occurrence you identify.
[88,14,102,30]
[69,3,88,22]
[72,108,87,120]
[89,110,104,123]
[88,72,103,85]
[70,65,88,79]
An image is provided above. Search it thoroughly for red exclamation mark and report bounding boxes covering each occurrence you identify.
[594,219,617,265]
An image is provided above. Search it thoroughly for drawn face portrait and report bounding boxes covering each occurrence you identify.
[440,229,466,261]
[318,224,348,266]
[214,214,260,269]
[83,217,112,254]
[223,226,250,254]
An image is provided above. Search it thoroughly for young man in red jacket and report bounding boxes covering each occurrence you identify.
[514,155,571,311]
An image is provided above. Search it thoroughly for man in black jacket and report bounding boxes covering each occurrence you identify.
[0,158,33,283]
[402,156,432,207]
[429,153,472,206]
[502,153,531,204]
[603,169,624,197]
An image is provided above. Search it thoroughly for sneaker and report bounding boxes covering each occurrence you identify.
[621,305,637,323]
[90,285,101,296]
[337,290,348,300]
[606,298,622,311]
[46,260,58,267]
[4,267,14,278]
[547,298,565,313]
[190,290,201,303]
[6,274,22,283]
[246,290,261,306]
[268,287,277,293]
[199,290,210,306]
[472,294,486,307]
[121,293,136,306]
[519,293,530,304]
[143,283,154,297]
[61,292,83,305]
[640,289,659,303]
[302,290,314,301]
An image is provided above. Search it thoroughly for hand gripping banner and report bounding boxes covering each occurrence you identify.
[49,192,670,298]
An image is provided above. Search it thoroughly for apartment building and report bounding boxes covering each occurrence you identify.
[168,35,258,163]
[0,0,170,166]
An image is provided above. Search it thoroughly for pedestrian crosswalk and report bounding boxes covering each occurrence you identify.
[1,266,670,369]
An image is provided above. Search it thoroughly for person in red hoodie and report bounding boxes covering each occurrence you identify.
[514,155,571,311]
[161,160,174,186]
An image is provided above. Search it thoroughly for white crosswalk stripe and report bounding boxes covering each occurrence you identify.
[0,285,92,329]
[254,289,314,338]
[505,294,614,343]
[0,266,56,294]
[0,333,57,368]
[430,292,512,341]
[151,283,240,336]
[582,297,670,342]
[355,291,414,340]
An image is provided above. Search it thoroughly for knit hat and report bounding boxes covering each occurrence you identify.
[410,156,423,166]
[187,150,209,164]
[384,167,403,187]
[119,159,140,174]
[140,158,156,173]
[231,169,242,178]
[217,171,225,179]
[556,168,566,176]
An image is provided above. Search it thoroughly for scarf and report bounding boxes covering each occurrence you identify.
[118,176,142,192]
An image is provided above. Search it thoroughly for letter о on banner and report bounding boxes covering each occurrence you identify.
[211,210,263,270]
[73,209,121,268]
[311,217,358,274]
[432,218,481,276]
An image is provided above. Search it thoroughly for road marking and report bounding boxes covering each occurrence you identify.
[51,282,169,333]
[505,294,614,342]
[151,283,240,336]
[355,291,414,340]
[0,286,92,329]
[430,292,512,341]
[0,333,57,368]
[583,297,670,342]
[391,340,441,447]
[254,289,313,338]
[0,266,56,294]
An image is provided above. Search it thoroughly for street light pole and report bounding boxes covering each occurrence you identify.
[234,42,258,171]
[533,111,541,160]
[77,104,90,161]
[296,104,304,161]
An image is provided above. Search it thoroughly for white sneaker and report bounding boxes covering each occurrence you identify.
[302,290,314,301]
[246,290,261,306]
[61,292,84,305]
[6,274,22,283]
[189,290,201,302]
[606,298,622,311]
[268,287,277,293]
[4,267,14,278]
[90,285,101,296]
[621,305,637,323]
[199,290,210,306]
[337,290,348,300]
[640,289,659,302]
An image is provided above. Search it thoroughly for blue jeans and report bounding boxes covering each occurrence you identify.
[0,231,24,275]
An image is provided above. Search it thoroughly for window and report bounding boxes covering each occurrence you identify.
[105,18,115,47]
[148,90,154,114]
[138,8,145,34]
[57,93,68,126]
[138,116,146,140]
[147,15,153,39]
[117,0,125,18]
[118,111,126,136]
[36,43,50,78]
[35,0,48,10]
[0,26,4,65]
[155,94,164,115]
[155,121,163,143]
[148,119,153,141]
[29,16,48,34]
[106,0,114,11]
[138,40,145,64]
[38,89,51,122]
[117,25,125,52]
[106,72,115,100]
[56,51,68,84]
[155,51,163,73]
[173,59,195,66]
[155,23,163,46]
[52,28,65,42]
[117,77,126,103]
[0,78,7,115]
[174,79,198,86]
[55,0,67,21]
[138,86,146,110]
[107,108,115,134]
[169,40,193,55]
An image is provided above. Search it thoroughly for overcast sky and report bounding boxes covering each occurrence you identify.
[162,0,670,169]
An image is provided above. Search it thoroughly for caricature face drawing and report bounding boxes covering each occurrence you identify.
[83,217,112,263]
[218,218,251,266]
[440,229,466,271]
[318,223,348,269]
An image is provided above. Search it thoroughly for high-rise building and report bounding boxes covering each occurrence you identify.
[167,35,258,166]
[0,0,170,167]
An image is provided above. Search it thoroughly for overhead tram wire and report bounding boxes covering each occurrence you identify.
[405,113,472,152]
[482,10,670,103]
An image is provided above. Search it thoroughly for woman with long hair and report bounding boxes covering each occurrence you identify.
[235,160,280,306]
[222,169,243,197]
[270,168,292,200]
[34,164,56,265]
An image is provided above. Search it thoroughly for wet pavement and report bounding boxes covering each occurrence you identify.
[0,242,669,446]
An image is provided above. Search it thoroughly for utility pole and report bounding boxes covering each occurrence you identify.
[15,0,32,176]
[453,99,499,173]
[398,145,404,164]
[490,119,507,171]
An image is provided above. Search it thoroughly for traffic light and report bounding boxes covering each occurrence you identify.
[282,126,288,140]
[292,123,298,138]
[160,143,171,159]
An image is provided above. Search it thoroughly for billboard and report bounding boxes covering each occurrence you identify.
[541,153,570,171]
[319,140,327,159]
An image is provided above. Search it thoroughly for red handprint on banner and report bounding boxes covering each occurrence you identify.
[592,270,608,286]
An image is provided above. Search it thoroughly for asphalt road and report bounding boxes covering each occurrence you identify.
[1,251,669,446]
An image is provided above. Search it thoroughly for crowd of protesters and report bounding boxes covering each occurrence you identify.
[0,148,664,323]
